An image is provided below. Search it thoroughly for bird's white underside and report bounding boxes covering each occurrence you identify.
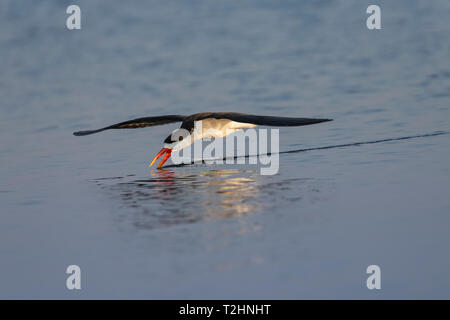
[164,119,257,151]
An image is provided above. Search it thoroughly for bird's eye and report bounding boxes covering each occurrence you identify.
[178,136,183,141]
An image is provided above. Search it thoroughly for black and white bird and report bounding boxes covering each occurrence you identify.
[73,112,332,168]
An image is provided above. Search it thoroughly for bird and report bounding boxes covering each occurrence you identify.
[73,112,332,168]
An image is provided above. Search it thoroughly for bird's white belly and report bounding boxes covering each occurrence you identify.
[165,119,258,151]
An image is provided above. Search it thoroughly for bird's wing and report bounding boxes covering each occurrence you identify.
[73,115,186,136]
[191,112,332,127]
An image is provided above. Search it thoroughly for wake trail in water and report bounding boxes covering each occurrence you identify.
[164,130,450,168]
[281,130,450,154]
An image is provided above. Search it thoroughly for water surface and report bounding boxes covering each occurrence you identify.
[1,0,450,298]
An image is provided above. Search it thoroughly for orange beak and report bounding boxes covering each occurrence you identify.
[149,148,172,169]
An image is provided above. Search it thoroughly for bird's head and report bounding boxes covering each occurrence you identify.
[149,128,193,169]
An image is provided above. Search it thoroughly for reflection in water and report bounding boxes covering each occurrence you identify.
[95,168,327,230]
[96,169,261,229]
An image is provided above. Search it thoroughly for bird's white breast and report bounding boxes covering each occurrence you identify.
[164,119,257,151]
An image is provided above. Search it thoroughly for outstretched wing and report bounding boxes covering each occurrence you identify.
[73,115,186,136]
[191,112,332,127]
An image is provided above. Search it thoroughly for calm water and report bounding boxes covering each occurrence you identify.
[1,0,450,298]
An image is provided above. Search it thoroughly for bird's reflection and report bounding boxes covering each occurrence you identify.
[96,168,262,229]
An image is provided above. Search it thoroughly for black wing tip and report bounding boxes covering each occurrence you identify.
[310,118,332,124]
[73,130,99,136]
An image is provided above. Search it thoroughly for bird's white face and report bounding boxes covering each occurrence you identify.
[164,128,195,151]
[163,136,193,152]
[150,128,194,168]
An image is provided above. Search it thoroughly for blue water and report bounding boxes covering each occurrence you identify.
[1,0,449,298]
